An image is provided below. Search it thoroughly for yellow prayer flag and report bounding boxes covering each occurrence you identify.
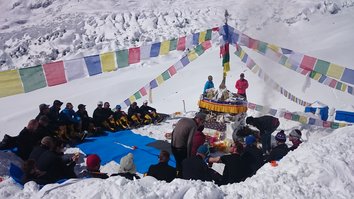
[341,84,347,92]
[327,63,345,80]
[252,65,260,73]
[313,73,322,81]
[339,123,347,128]
[100,52,116,72]
[284,59,292,68]
[223,63,230,73]
[0,70,24,98]
[299,116,308,124]
[240,50,245,60]
[199,31,207,43]
[159,40,170,55]
[187,51,198,61]
[267,43,280,52]
[156,75,164,85]
[129,95,136,103]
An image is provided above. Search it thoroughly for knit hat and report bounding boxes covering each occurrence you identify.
[245,135,256,145]
[118,153,136,174]
[86,154,101,171]
[275,130,286,142]
[115,105,121,110]
[195,112,207,121]
[289,129,302,139]
[197,144,210,156]
[97,101,103,106]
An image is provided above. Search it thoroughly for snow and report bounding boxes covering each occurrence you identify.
[1,0,354,198]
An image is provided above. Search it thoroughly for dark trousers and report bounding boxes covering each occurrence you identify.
[261,131,272,154]
[171,146,187,178]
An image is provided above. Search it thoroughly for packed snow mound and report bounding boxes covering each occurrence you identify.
[221,125,354,198]
[1,126,353,198]
[1,0,354,69]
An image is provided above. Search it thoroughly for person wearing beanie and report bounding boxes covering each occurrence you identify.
[245,115,280,154]
[245,135,256,146]
[81,154,108,179]
[111,153,140,180]
[146,150,176,182]
[182,144,222,184]
[171,112,206,177]
[209,142,248,185]
[267,130,289,162]
[289,129,302,151]
[112,104,130,130]
[242,134,264,178]
[35,103,50,121]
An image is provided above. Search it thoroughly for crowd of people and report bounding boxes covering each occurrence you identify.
[0,84,304,186]
[0,99,162,184]
[170,113,303,185]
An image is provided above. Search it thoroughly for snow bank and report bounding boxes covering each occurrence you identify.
[1,126,353,198]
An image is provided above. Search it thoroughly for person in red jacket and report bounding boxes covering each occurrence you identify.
[235,73,249,100]
[191,125,206,156]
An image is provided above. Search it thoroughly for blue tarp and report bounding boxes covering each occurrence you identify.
[335,110,354,123]
[77,130,175,174]
[305,106,329,121]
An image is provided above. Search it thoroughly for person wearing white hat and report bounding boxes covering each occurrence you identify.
[289,129,302,151]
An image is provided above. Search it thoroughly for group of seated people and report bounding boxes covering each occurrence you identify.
[92,100,161,132]
[179,125,303,185]
[0,99,303,186]
[0,99,162,153]
[77,126,302,186]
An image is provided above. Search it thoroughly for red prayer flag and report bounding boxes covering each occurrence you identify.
[128,47,140,64]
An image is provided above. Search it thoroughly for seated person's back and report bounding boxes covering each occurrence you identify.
[147,150,176,182]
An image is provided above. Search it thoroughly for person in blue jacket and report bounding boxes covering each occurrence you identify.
[203,75,214,95]
[59,103,82,141]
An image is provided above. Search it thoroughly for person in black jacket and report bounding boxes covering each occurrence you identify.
[246,115,280,154]
[112,105,131,130]
[127,102,143,127]
[209,142,247,185]
[146,150,176,182]
[35,116,55,143]
[34,139,78,184]
[76,104,92,132]
[29,136,55,162]
[102,102,115,131]
[16,119,39,160]
[47,100,63,131]
[267,130,289,162]
[140,100,159,124]
[93,101,114,131]
[182,145,221,184]
[242,135,264,178]
[35,103,50,121]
